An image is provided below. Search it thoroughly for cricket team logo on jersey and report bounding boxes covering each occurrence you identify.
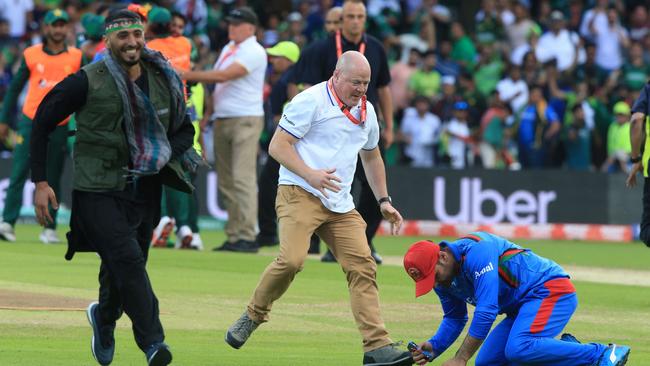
[474,262,494,280]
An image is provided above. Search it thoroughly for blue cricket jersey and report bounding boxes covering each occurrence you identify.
[428,232,569,356]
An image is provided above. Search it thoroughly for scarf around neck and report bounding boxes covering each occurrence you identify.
[103,47,202,176]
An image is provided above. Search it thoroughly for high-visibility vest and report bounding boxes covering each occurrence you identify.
[22,44,82,124]
[147,36,192,72]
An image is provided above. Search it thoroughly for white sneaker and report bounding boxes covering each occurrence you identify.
[151,216,175,248]
[39,228,60,244]
[175,225,193,249]
[190,232,204,250]
[0,222,16,242]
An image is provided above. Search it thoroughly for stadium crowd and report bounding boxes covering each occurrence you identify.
[0,0,649,173]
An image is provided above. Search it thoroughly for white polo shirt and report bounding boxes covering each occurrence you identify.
[278,81,380,213]
[212,36,267,118]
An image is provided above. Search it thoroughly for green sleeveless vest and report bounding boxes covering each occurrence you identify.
[73,60,193,193]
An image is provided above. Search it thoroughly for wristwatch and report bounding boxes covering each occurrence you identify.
[377,196,392,206]
[630,156,642,164]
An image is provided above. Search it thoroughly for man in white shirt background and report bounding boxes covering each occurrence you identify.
[399,95,441,168]
[181,7,267,253]
[535,10,584,72]
[223,51,412,366]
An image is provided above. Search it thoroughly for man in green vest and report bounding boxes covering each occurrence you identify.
[627,81,650,248]
[29,10,198,366]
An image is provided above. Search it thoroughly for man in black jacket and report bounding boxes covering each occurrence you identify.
[30,10,196,366]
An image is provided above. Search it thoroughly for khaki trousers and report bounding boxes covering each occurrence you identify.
[213,116,263,242]
[247,185,392,352]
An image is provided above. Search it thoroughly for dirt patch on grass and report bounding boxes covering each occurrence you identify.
[0,289,91,311]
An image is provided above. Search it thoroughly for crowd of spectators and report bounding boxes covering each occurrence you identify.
[0,0,649,173]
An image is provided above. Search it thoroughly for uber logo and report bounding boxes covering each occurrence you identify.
[433,177,557,224]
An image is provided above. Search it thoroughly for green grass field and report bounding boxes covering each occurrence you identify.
[1,225,649,365]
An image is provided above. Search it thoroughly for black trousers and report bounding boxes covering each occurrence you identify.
[354,159,383,248]
[72,187,164,351]
[257,156,280,240]
[640,178,650,247]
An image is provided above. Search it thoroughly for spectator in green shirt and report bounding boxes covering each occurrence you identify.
[603,101,632,173]
[450,21,477,70]
[620,41,650,92]
[407,49,441,98]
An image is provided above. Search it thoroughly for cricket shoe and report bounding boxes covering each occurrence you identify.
[190,232,204,250]
[0,222,16,242]
[597,344,630,366]
[174,225,193,249]
[225,311,260,349]
[86,302,115,365]
[151,217,175,248]
[145,342,172,366]
[363,343,413,366]
[40,228,61,244]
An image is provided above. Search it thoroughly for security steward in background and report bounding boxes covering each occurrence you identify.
[627,80,650,248]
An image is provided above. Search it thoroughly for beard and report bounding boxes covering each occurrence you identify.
[112,46,142,67]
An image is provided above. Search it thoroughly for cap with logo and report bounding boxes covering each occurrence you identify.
[266,41,300,63]
[403,240,440,297]
[44,9,70,25]
[148,6,172,25]
[226,7,258,26]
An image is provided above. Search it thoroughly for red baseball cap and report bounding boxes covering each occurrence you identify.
[403,240,440,297]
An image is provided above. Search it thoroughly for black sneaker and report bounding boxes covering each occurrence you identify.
[561,333,581,343]
[321,250,337,263]
[371,251,383,265]
[86,302,115,366]
[214,240,259,253]
[308,235,320,254]
[145,342,172,366]
[363,343,413,366]
[256,234,279,247]
[213,240,232,251]
[225,311,260,349]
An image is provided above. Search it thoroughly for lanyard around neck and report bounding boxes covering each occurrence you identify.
[328,78,366,126]
[336,30,366,59]
[215,43,238,70]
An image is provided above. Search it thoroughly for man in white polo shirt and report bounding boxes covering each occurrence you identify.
[181,7,267,253]
[223,51,413,366]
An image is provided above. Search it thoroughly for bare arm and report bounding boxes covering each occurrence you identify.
[268,128,341,197]
[630,112,646,158]
[181,62,248,83]
[359,147,403,234]
[199,83,214,130]
[627,112,646,187]
[441,334,483,366]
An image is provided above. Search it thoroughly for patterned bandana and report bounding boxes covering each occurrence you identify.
[105,18,144,34]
